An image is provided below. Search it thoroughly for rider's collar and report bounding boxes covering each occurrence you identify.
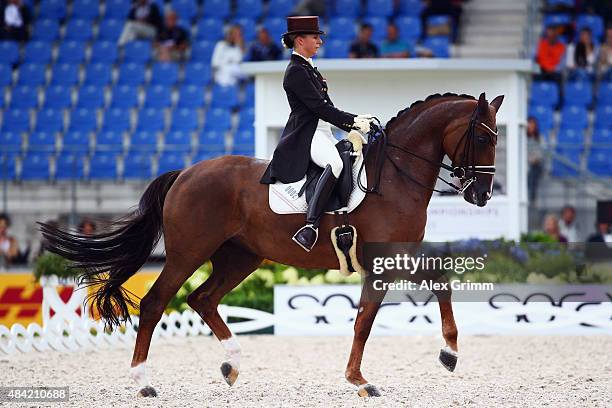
[292,51,314,68]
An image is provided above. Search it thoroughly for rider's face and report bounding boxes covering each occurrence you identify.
[297,34,322,58]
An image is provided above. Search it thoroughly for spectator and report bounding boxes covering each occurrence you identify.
[211,24,245,86]
[349,23,379,59]
[579,0,612,27]
[420,0,463,43]
[78,218,97,235]
[155,10,189,62]
[0,213,19,267]
[292,0,326,17]
[527,117,544,203]
[0,0,31,42]
[118,0,163,46]
[558,205,578,242]
[380,22,410,58]
[535,25,566,82]
[587,221,609,242]
[542,214,568,243]
[597,27,612,78]
[566,28,598,75]
[246,27,283,62]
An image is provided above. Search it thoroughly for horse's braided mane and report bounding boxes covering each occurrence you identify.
[385,92,476,130]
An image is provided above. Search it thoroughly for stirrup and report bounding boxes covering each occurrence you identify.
[292,224,319,252]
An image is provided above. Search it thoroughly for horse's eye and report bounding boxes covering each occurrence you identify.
[477,135,488,144]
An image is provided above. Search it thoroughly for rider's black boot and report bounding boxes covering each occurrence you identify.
[292,165,337,252]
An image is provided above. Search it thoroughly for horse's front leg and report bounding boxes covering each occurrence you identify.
[345,276,387,397]
[434,280,458,372]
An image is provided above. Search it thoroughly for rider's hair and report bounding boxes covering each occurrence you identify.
[281,34,297,49]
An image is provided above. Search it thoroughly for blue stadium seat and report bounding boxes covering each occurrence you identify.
[71,0,99,20]
[587,148,611,176]
[20,153,51,180]
[76,86,106,109]
[89,152,118,180]
[117,63,146,85]
[123,152,153,179]
[34,110,64,133]
[17,64,46,87]
[243,81,254,107]
[363,17,388,42]
[324,39,349,58]
[423,36,450,58]
[55,152,86,180]
[195,18,224,42]
[398,0,423,16]
[0,132,22,153]
[211,85,239,109]
[328,17,356,40]
[28,132,57,152]
[552,148,581,177]
[130,131,158,152]
[237,107,254,130]
[333,0,361,17]
[171,0,199,22]
[203,109,231,131]
[110,85,139,109]
[69,108,98,133]
[233,128,254,146]
[0,42,19,65]
[1,109,30,133]
[530,81,559,107]
[396,16,421,41]
[123,41,152,64]
[594,105,612,129]
[556,128,584,146]
[38,0,66,19]
[201,0,230,18]
[560,105,589,130]
[104,0,130,19]
[157,152,186,175]
[564,81,593,107]
[0,154,17,180]
[576,14,604,41]
[427,15,451,29]
[163,131,192,152]
[43,86,72,109]
[50,63,80,86]
[23,42,53,64]
[61,132,90,153]
[144,85,173,109]
[136,109,165,132]
[231,144,254,156]
[98,19,123,42]
[83,63,113,86]
[591,129,612,145]
[366,0,394,17]
[235,0,262,18]
[31,19,60,41]
[263,18,285,42]
[95,131,124,152]
[150,63,179,86]
[191,41,215,62]
[170,108,199,132]
[183,62,211,86]
[64,19,93,41]
[198,129,225,150]
[267,0,295,17]
[0,64,11,88]
[102,108,131,132]
[192,150,223,162]
[90,41,119,63]
[547,0,574,6]
[57,42,86,64]
[10,86,39,109]
[528,105,554,136]
[232,18,257,43]
[598,81,612,105]
[543,14,572,29]
[177,84,205,108]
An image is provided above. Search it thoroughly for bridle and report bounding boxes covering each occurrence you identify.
[358,107,498,195]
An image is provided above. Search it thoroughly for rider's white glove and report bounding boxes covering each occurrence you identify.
[353,114,374,134]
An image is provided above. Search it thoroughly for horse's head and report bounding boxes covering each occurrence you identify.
[442,93,504,207]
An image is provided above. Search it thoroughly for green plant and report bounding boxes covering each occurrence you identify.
[33,253,80,281]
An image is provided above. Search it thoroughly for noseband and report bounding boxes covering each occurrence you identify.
[362,107,498,195]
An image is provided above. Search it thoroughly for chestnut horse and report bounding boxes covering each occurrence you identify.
[40,92,503,398]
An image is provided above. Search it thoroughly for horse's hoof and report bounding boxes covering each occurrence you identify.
[220,361,239,386]
[137,386,157,397]
[357,383,382,398]
[439,346,458,372]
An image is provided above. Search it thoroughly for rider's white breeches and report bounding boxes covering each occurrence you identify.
[310,120,343,178]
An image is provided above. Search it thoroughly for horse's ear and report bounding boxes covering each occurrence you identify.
[490,95,504,112]
[477,92,488,116]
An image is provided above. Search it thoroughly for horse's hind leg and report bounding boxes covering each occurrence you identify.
[187,240,263,387]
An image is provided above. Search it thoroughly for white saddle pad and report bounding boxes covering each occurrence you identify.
[269,153,367,214]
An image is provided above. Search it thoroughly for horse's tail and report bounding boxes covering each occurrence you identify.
[38,170,182,330]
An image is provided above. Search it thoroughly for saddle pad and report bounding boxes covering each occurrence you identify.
[269,153,367,215]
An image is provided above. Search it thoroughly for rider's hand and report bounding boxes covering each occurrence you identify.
[353,115,374,134]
